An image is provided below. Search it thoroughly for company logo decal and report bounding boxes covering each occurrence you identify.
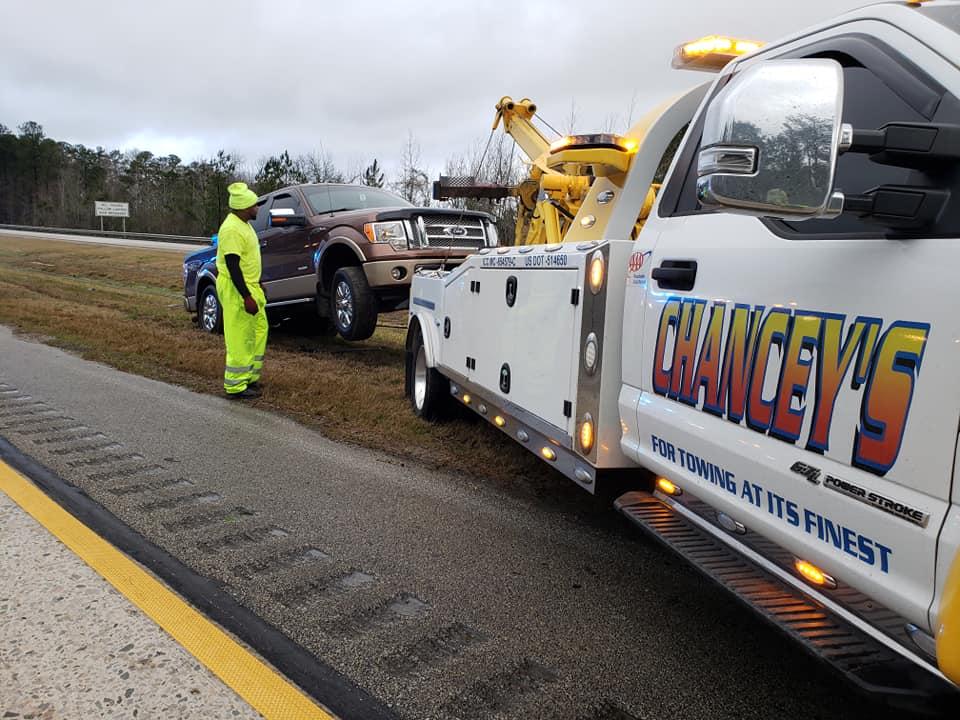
[790,461,928,526]
[652,299,930,476]
[628,250,652,273]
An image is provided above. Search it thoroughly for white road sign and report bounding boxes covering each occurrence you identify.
[95,201,130,218]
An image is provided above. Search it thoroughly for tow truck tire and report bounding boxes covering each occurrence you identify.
[198,285,223,334]
[330,267,377,341]
[408,324,449,421]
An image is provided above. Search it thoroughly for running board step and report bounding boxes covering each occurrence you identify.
[615,490,956,707]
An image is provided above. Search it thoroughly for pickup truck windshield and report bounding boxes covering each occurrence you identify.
[304,186,412,215]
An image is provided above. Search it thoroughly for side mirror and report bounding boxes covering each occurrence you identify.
[697,59,846,220]
[269,207,306,227]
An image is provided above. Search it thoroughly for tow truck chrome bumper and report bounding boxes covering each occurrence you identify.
[616,489,957,706]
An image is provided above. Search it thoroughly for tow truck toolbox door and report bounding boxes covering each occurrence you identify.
[634,23,960,631]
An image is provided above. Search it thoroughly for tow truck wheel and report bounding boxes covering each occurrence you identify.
[408,324,449,421]
[198,286,223,334]
[330,267,377,341]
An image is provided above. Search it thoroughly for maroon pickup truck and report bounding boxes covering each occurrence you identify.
[183,183,497,340]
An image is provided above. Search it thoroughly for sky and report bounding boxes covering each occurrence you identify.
[1,0,870,181]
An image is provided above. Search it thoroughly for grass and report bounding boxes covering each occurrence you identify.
[0,235,573,503]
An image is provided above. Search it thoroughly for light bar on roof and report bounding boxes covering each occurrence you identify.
[673,35,764,72]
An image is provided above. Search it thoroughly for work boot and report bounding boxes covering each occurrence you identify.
[226,386,261,400]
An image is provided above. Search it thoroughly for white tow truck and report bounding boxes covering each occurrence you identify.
[406,0,960,705]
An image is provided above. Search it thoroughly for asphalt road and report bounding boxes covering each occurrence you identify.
[0,325,928,719]
[0,228,202,253]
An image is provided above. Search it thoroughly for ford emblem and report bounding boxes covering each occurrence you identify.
[444,225,468,237]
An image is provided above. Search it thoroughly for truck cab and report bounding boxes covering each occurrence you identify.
[408,0,960,701]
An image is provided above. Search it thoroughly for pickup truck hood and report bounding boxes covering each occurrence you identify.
[315,206,493,224]
[183,245,216,263]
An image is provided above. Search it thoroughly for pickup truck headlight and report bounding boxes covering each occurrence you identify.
[485,221,499,247]
[363,221,408,251]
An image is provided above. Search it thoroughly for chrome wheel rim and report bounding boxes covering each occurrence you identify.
[201,292,219,331]
[335,280,354,330]
[414,345,427,409]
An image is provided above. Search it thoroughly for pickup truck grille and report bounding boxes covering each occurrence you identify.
[415,215,486,250]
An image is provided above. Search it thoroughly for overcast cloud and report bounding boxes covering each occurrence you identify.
[1,0,867,179]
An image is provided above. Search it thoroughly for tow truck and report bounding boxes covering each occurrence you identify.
[406,1,960,706]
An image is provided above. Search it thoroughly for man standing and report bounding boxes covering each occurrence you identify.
[216,182,267,399]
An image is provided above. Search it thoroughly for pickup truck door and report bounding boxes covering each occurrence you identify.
[259,191,313,302]
[634,25,960,631]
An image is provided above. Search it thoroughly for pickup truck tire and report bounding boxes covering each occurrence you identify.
[330,267,377,341]
[198,285,223,334]
[408,324,450,421]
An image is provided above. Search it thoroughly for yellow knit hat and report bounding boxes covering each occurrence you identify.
[228,182,258,210]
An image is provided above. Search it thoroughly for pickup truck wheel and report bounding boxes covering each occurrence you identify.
[330,267,377,341]
[409,325,449,421]
[199,286,223,334]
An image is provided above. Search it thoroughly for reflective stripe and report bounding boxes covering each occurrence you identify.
[253,355,265,362]
[225,365,253,374]
[223,378,246,387]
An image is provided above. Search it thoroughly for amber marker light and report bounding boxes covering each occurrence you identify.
[541,447,557,461]
[656,477,682,496]
[494,415,506,428]
[461,393,472,405]
[795,559,837,589]
[588,250,605,294]
[579,415,595,454]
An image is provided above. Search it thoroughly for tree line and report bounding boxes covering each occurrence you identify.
[0,122,522,242]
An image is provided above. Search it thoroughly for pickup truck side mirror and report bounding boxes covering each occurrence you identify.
[269,207,307,227]
[697,58,846,220]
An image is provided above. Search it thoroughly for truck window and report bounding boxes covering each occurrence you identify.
[303,186,332,214]
[250,199,269,232]
[660,36,960,239]
[326,186,412,212]
[270,193,301,212]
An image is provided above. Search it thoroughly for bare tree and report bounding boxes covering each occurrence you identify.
[393,131,430,206]
[300,146,344,183]
[441,133,523,245]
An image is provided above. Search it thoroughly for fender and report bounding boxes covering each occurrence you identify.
[197,267,218,286]
[311,233,366,276]
[408,310,441,369]
[405,310,442,400]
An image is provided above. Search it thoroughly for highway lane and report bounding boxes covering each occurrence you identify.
[0,228,203,254]
[0,324,931,719]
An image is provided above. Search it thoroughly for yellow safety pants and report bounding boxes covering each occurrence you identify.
[218,277,268,394]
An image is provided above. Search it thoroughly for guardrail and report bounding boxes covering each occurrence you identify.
[0,224,210,246]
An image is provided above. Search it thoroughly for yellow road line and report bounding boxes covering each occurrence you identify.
[0,459,337,720]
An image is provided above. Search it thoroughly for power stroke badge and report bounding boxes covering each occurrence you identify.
[790,461,929,528]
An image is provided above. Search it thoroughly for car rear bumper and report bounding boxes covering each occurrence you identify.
[184,295,196,313]
[363,258,464,289]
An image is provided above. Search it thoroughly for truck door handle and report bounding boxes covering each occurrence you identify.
[652,260,697,291]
